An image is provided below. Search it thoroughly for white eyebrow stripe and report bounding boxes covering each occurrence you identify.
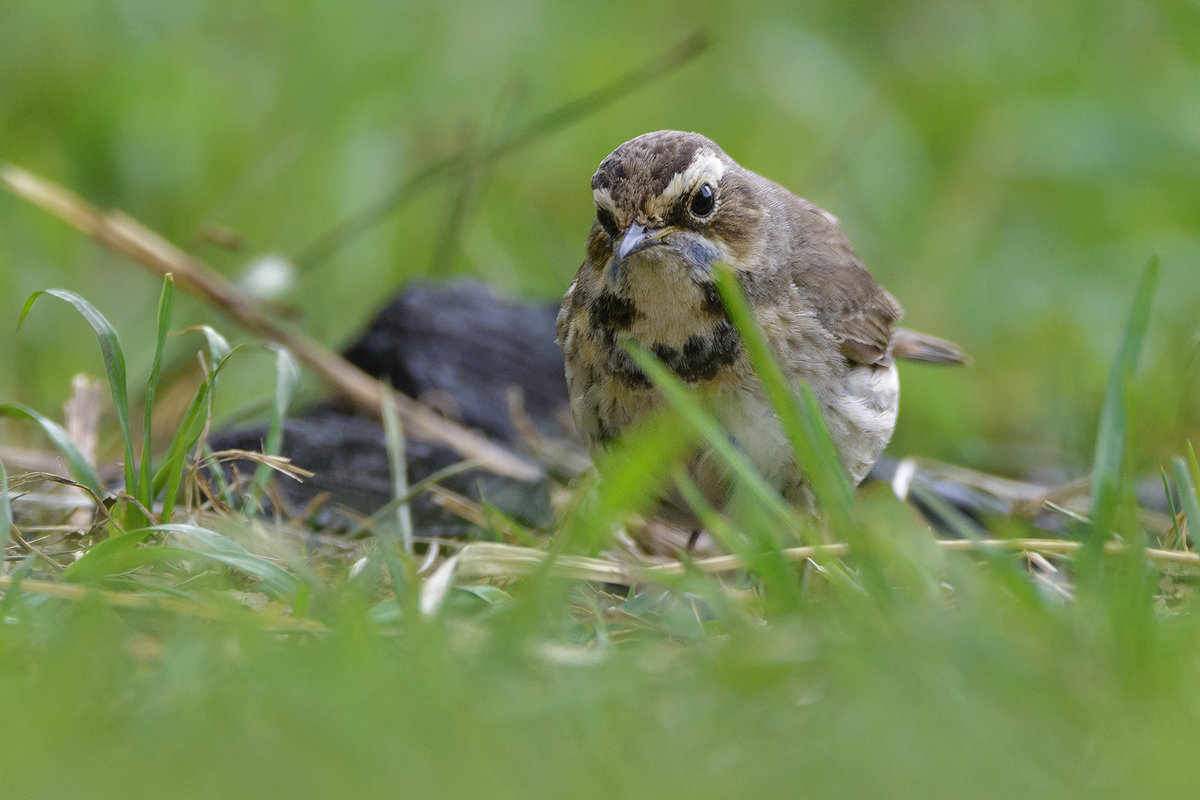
[662,150,727,202]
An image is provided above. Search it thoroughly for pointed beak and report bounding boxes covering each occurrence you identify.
[616,221,663,260]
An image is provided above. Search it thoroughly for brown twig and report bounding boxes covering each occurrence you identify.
[1,164,542,483]
[426,483,528,543]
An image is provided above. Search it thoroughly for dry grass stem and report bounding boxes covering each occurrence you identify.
[202,449,316,482]
[426,483,527,542]
[0,163,542,483]
[436,537,1200,589]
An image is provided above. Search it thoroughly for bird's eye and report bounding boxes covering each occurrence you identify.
[689,184,715,218]
[596,207,619,236]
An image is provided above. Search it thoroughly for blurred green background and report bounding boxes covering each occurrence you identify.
[2,0,1197,475]
[3,6,1200,798]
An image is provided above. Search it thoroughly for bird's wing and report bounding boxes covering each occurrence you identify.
[789,208,903,366]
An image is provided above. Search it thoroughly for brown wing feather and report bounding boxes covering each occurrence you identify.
[789,206,902,366]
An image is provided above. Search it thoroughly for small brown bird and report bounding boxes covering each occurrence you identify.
[556,130,963,523]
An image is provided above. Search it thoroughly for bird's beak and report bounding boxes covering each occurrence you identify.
[616,221,664,260]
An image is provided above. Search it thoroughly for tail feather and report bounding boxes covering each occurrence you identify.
[893,328,970,365]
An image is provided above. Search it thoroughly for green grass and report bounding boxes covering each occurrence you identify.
[4,225,1200,799]
[5,579,1200,800]
[3,1,1200,797]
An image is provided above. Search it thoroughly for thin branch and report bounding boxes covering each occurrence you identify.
[1,164,542,482]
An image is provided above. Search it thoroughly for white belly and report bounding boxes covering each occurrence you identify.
[718,362,899,489]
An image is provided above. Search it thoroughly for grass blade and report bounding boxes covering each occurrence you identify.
[155,383,210,522]
[1161,468,1184,548]
[138,275,175,510]
[1089,256,1159,545]
[341,460,480,539]
[712,265,855,528]
[0,554,35,620]
[244,346,300,514]
[626,345,799,532]
[62,523,305,602]
[187,324,234,366]
[198,444,237,509]
[671,464,854,601]
[1,458,12,547]
[1174,458,1200,546]
[154,336,239,520]
[19,289,138,503]
[0,403,103,496]
[61,529,156,582]
[143,523,303,601]
[558,408,698,558]
[1188,441,1200,499]
[380,386,414,554]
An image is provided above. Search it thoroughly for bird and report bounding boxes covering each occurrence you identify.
[556,130,964,528]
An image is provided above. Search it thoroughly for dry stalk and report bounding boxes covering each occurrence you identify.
[1,163,541,483]
[426,483,527,543]
[435,537,1200,589]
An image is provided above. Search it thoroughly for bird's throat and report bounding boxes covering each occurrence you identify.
[604,255,720,350]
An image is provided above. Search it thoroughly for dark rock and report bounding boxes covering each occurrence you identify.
[209,282,570,534]
[209,408,553,536]
[341,282,570,442]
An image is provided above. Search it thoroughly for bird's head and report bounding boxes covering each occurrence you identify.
[587,131,765,284]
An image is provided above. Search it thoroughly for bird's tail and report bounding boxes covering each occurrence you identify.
[893,328,970,365]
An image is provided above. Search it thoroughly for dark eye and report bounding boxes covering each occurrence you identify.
[596,207,619,236]
[689,184,715,217]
